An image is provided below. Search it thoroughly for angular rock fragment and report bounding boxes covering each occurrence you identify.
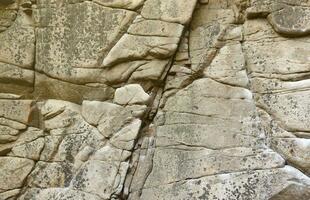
[141,0,198,24]
[0,0,17,20]
[90,145,131,162]
[270,184,310,200]
[35,1,136,70]
[93,0,144,10]
[130,59,170,81]
[144,147,285,187]
[0,10,35,95]
[0,100,34,124]
[114,84,150,105]
[34,73,115,104]
[34,1,136,102]
[19,188,102,200]
[0,189,21,200]
[9,137,45,160]
[27,161,73,188]
[70,160,119,199]
[204,42,248,87]
[0,125,19,143]
[272,138,310,174]
[103,34,179,66]
[0,11,35,69]
[139,166,310,200]
[82,101,123,126]
[110,118,142,150]
[128,18,184,37]
[268,6,310,37]
[0,157,34,191]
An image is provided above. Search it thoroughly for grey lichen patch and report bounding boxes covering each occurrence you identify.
[1,0,310,199]
[268,6,310,37]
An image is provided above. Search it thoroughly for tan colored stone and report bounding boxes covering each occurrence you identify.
[110,118,142,150]
[130,60,169,81]
[19,188,102,200]
[70,160,119,199]
[35,1,136,70]
[82,101,122,126]
[27,161,73,188]
[141,0,198,24]
[128,17,184,37]
[0,189,21,200]
[139,166,310,200]
[114,84,150,105]
[0,157,34,191]
[34,73,115,104]
[93,0,144,10]
[268,6,310,37]
[144,147,284,187]
[0,11,35,69]
[204,42,248,87]
[0,100,33,124]
[103,34,179,66]
[9,137,45,160]
[272,138,310,174]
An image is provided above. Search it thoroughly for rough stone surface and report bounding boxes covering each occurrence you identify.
[0,0,310,199]
[0,157,34,191]
[268,6,310,37]
[114,84,150,105]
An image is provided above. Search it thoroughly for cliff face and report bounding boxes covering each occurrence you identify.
[0,0,310,199]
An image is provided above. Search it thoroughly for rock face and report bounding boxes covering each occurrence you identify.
[0,0,310,200]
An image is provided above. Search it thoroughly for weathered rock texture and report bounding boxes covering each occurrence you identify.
[0,0,310,199]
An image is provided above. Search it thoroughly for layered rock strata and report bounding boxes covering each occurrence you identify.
[0,0,309,200]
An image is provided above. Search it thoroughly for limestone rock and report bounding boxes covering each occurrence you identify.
[70,160,119,199]
[268,6,310,37]
[90,145,131,161]
[129,60,170,81]
[0,1,18,32]
[9,137,45,160]
[27,161,73,188]
[0,157,34,191]
[34,1,136,102]
[0,11,35,68]
[0,125,19,143]
[0,10,35,95]
[270,184,310,200]
[96,104,146,138]
[110,118,142,150]
[19,188,102,200]
[189,3,235,71]
[272,138,310,174]
[138,166,310,200]
[0,100,34,124]
[82,101,122,126]
[103,34,179,66]
[0,117,27,130]
[34,73,115,104]
[0,0,310,199]
[128,17,184,37]
[204,42,248,87]
[93,0,144,10]
[144,147,285,187]
[0,127,44,156]
[0,189,21,200]
[114,84,150,105]
[141,0,198,24]
[35,1,136,71]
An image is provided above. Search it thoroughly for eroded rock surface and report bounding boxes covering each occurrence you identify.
[0,0,309,199]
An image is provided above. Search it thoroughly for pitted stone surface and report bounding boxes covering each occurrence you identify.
[0,0,310,199]
[268,6,310,37]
